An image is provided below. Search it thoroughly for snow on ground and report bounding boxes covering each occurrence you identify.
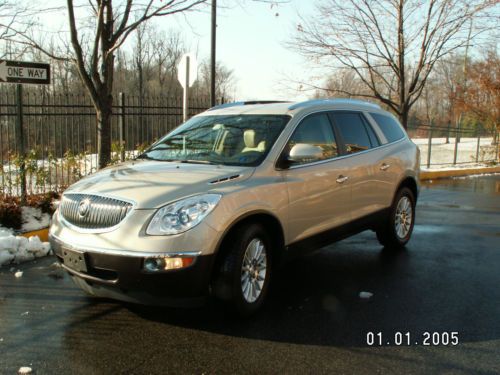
[413,137,498,169]
[1,151,140,196]
[21,207,51,232]
[0,227,51,267]
[0,207,52,267]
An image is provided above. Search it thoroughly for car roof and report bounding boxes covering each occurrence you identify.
[201,98,383,117]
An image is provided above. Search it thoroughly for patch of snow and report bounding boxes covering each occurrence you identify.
[0,250,14,265]
[21,206,50,232]
[0,229,52,267]
[414,137,498,167]
[359,291,373,299]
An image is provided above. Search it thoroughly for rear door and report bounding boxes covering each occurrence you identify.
[281,112,352,244]
[330,111,391,220]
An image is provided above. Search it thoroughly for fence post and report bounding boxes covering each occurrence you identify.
[496,130,500,163]
[445,120,450,144]
[453,127,459,165]
[475,133,481,163]
[15,84,27,204]
[427,121,433,169]
[119,92,125,162]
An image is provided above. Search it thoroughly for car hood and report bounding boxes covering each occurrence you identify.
[64,160,255,209]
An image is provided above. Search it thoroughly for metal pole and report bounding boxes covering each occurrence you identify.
[119,92,125,162]
[15,84,27,204]
[446,120,450,144]
[475,134,480,163]
[496,131,500,163]
[183,56,190,123]
[210,0,217,107]
[453,127,459,165]
[427,121,432,169]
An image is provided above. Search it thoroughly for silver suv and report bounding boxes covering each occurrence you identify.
[49,99,420,315]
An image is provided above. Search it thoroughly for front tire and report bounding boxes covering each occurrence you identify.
[213,223,272,316]
[376,187,416,249]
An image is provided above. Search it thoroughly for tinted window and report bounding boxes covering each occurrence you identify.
[364,119,380,147]
[287,113,338,164]
[370,113,406,143]
[332,112,372,154]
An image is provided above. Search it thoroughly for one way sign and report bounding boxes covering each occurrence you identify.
[0,60,51,85]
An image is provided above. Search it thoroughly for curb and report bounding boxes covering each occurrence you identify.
[19,228,49,242]
[420,165,500,180]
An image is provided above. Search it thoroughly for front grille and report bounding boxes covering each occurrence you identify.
[60,193,133,230]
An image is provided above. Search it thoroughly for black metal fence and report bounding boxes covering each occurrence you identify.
[0,90,212,196]
[1,92,499,197]
[407,123,499,169]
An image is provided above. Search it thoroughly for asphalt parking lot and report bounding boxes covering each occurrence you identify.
[1,175,499,374]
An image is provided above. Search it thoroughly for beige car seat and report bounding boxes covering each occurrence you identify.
[242,129,266,152]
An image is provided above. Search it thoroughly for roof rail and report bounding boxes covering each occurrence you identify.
[207,100,291,111]
[288,98,381,110]
[207,102,245,111]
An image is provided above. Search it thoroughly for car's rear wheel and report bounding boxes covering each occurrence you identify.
[213,223,272,316]
[376,187,416,249]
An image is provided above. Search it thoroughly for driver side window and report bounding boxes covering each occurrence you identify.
[287,113,338,165]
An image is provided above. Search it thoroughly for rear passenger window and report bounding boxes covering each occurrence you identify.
[364,120,380,147]
[370,113,406,143]
[331,112,374,154]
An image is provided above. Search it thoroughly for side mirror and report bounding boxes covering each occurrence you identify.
[287,143,323,164]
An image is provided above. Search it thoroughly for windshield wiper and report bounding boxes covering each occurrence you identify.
[136,156,217,165]
[136,154,157,160]
[181,159,216,165]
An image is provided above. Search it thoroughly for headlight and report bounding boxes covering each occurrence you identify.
[146,194,221,235]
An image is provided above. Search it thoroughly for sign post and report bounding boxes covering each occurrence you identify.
[177,53,197,123]
[0,60,51,203]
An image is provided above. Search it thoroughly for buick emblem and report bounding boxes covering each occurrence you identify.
[78,199,91,217]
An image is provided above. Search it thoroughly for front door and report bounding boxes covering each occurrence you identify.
[281,112,352,244]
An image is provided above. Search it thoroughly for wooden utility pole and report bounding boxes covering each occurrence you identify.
[210,0,217,107]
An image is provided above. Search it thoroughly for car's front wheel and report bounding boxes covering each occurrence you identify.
[376,187,416,249]
[213,223,272,316]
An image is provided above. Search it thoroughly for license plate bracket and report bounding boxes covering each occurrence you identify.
[62,248,87,273]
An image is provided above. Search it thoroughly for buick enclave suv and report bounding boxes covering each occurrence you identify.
[49,98,420,315]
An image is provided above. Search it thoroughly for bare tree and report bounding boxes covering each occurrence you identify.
[290,0,498,129]
[149,28,185,95]
[0,1,34,59]
[196,59,236,101]
[11,0,207,168]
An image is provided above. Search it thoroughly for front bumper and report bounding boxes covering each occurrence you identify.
[50,234,215,307]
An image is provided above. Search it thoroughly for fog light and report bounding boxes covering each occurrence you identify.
[143,256,195,272]
[144,258,165,272]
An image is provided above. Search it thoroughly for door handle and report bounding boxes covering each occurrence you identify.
[380,163,391,171]
[336,175,349,184]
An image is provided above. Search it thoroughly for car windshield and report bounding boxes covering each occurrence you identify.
[138,114,291,166]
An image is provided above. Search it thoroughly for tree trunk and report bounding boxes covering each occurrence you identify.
[96,96,113,169]
[398,110,409,130]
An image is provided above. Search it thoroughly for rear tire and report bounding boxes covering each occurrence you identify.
[212,223,272,316]
[376,187,416,249]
